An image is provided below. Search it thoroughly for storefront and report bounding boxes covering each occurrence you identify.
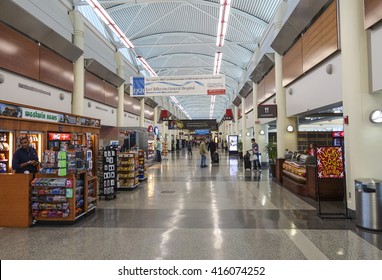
[0,100,101,226]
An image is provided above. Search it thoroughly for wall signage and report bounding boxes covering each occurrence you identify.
[0,101,101,127]
[257,104,277,118]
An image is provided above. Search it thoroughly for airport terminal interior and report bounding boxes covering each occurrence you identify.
[1,150,382,260]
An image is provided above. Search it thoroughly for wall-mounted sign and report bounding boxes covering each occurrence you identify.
[332,131,344,137]
[159,110,170,121]
[257,104,277,118]
[0,101,101,127]
[223,109,234,121]
[48,133,71,141]
[153,126,159,135]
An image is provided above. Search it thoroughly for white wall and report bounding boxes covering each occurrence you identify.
[0,70,72,113]
[285,53,343,116]
[84,99,116,127]
[124,112,139,127]
[370,24,382,93]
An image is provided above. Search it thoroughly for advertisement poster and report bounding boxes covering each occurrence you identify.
[131,75,226,97]
[316,146,344,178]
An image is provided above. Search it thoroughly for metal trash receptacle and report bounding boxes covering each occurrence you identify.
[355,178,382,231]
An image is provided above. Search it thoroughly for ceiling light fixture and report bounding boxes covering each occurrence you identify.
[137,56,157,77]
[214,52,223,75]
[84,0,134,49]
[216,0,232,47]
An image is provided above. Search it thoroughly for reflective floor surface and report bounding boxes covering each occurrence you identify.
[1,149,381,260]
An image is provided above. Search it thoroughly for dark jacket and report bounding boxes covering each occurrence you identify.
[12,147,39,173]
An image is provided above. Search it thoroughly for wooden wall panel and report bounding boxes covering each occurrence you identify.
[282,38,303,87]
[124,94,141,115]
[302,1,339,73]
[264,67,276,97]
[104,82,118,108]
[39,46,73,92]
[0,23,39,80]
[364,0,382,29]
[257,79,265,104]
[85,71,105,104]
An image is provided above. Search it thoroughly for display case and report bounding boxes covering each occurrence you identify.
[31,172,86,222]
[0,131,12,173]
[118,151,139,190]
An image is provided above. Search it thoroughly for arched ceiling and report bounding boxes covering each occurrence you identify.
[75,0,282,121]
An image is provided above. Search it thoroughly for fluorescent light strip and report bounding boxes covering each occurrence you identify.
[137,56,157,77]
[214,52,222,75]
[85,0,134,48]
[216,0,232,47]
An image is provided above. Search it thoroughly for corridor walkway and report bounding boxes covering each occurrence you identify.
[1,148,381,260]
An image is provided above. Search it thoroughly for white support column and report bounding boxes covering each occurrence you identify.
[234,106,239,135]
[153,106,159,129]
[140,99,145,128]
[241,98,247,152]
[274,1,297,157]
[115,52,125,127]
[70,11,84,115]
[339,0,382,210]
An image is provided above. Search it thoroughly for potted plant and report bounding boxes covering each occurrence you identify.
[237,140,243,158]
[264,142,277,176]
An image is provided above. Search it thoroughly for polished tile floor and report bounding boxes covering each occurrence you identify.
[1,148,382,260]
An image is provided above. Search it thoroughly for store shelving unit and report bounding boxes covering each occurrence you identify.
[137,149,147,181]
[97,146,117,200]
[85,175,98,213]
[31,172,86,222]
[118,151,139,190]
[162,140,168,161]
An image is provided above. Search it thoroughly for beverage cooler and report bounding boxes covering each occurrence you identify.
[47,132,71,151]
[332,131,344,147]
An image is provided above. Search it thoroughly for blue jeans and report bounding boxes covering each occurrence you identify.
[201,155,207,167]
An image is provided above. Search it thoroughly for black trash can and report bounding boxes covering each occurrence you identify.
[355,178,382,231]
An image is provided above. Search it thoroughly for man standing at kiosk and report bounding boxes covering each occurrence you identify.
[12,136,39,174]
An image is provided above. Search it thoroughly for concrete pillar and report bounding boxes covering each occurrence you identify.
[70,11,85,115]
[241,97,247,152]
[140,99,145,127]
[115,52,125,127]
[234,106,239,134]
[339,0,382,210]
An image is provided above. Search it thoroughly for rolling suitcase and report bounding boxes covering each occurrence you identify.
[244,152,251,170]
[212,152,219,164]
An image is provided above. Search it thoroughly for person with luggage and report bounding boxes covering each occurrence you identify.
[251,138,261,171]
[199,138,208,168]
[208,139,216,160]
[187,140,192,156]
